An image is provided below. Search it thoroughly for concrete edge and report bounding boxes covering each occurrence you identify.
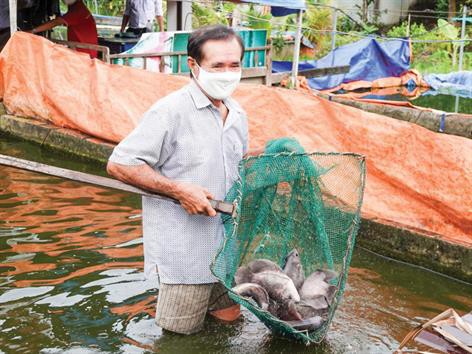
[0,113,113,163]
[358,218,471,283]
[318,94,472,140]
[0,112,471,283]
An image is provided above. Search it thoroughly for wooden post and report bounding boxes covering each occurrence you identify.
[291,10,303,88]
[266,43,272,86]
[454,95,460,113]
[406,14,411,37]
[458,5,467,72]
[9,0,17,34]
[331,8,337,51]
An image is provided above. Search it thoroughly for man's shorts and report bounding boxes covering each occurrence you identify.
[155,282,238,335]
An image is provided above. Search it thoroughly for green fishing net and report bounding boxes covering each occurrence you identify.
[211,137,366,344]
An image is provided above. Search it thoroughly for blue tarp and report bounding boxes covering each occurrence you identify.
[241,0,305,16]
[424,71,472,99]
[272,37,411,90]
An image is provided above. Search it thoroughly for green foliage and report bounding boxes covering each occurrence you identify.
[83,0,124,17]
[242,5,272,32]
[435,0,449,14]
[191,2,229,28]
[301,7,332,58]
[272,33,285,53]
[385,19,472,73]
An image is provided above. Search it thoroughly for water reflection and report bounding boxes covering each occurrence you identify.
[0,152,471,353]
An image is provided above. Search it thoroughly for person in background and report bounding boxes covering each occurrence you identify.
[120,0,164,36]
[30,0,98,58]
[0,0,10,50]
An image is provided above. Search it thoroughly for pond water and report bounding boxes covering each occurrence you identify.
[1,137,471,353]
[355,90,472,114]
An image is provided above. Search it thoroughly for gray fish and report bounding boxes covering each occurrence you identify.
[269,299,303,321]
[252,270,301,302]
[322,269,338,284]
[295,300,328,319]
[286,316,325,331]
[234,259,282,285]
[234,266,252,285]
[247,259,282,274]
[232,283,270,310]
[301,296,329,311]
[283,249,305,290]
[300,271,337,302]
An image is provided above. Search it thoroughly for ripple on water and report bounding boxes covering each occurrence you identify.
[0,286,54,303]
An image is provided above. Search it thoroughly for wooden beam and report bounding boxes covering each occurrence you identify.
[271,65,350,85]
[0,154,235,216]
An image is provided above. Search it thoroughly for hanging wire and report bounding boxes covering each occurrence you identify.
[184,0,472,45]
[231,8,472,44]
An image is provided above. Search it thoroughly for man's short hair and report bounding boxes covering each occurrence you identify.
[187,25,245,64]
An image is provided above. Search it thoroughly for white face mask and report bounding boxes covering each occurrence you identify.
[194,64,241,100]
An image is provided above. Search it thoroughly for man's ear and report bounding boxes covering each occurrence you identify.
[187,57,198,77]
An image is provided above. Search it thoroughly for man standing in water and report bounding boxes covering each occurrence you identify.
[107,25,248,334]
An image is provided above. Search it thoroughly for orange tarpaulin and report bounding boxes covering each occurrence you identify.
[320,70,429,94]
[1,33,471,246]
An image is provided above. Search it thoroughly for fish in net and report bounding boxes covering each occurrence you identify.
[211,138,366,343]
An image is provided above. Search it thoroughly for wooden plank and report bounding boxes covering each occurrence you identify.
[299,65,350,79]
[109,48,269,61]
[241,67,267,79]
[52,39,110,62]
[0,154,234,216]
[109,50,187,60]
[271,65,350,85]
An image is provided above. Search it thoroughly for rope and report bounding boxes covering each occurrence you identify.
[439,113,446,133]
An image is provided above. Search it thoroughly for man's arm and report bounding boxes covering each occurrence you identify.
[107,161,216,216]
[31,17,66,34]
[121,0,131,32]
[156,15,164,31]
[120,14,130,32]
[154,0,163,31]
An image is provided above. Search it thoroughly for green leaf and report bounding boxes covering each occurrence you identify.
[437,19,458,40]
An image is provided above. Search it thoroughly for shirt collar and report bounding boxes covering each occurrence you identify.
[187,79,243,116]
[188,79,212,110]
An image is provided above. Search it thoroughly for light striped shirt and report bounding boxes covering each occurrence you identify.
[109,80,248,284]
[124,0,163,30]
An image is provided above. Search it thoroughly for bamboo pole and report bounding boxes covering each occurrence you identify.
[0,154,235,216]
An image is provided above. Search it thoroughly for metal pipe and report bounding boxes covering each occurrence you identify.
[407,14,411,37]
[331,8,337,51]
[291,9,303,88]
[458,5,467,72]
[8,0,17,34]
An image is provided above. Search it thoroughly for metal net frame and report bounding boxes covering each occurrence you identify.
[211,139,366,344]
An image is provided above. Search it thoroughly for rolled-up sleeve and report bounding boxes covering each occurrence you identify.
[109,104,173,167]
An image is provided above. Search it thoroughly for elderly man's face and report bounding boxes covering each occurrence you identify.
[191,38,242,75]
